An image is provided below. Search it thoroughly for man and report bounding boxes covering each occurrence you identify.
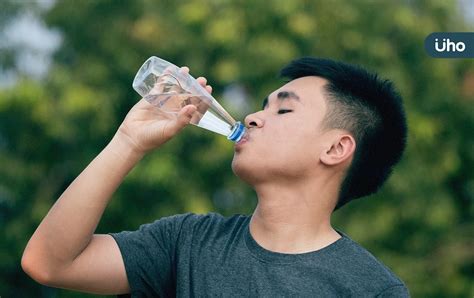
[22,57,409,297]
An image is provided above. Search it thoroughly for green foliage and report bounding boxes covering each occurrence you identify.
[1,0,473,296]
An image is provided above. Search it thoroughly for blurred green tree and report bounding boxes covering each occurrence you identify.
[0,0,472,297]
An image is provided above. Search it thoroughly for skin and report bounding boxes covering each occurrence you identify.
[21,71,355,295]
[233,76,356,253]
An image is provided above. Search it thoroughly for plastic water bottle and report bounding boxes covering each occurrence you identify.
[132,56,246,142]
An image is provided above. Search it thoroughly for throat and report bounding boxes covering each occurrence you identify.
[249,215,341,254]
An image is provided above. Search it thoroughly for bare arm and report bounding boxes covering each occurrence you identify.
[22,132,143,294]
[22,72,211,294]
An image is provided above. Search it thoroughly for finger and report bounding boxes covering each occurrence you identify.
[176,104,197,127]
[179,66,190,73]
[205,85,212,94]
[162,104,196,139]
[196,76,207,86]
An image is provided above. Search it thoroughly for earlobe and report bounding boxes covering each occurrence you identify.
[320,134,356,166]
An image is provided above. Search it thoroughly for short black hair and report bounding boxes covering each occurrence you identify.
[280,57,407,210]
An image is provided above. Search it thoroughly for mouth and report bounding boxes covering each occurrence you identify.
[235,133,249,147]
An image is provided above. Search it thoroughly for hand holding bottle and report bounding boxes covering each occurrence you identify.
[132,56,245,143]
[116,67,213,155]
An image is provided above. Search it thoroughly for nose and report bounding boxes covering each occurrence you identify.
[244,111,265,128]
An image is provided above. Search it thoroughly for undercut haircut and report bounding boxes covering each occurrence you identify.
[280,57,407,210]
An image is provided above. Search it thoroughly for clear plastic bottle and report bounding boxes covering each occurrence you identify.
[132,56,246,142]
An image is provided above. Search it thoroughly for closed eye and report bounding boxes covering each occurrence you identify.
[278,109,293,114]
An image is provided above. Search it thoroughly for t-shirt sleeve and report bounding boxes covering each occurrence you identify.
[376,284,410,297]
[109,213,193,297]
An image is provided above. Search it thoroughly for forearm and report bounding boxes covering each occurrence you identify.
[23,133,144,272]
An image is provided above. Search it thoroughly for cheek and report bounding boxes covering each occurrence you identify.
[271,128,321,166]
[232,120,321,175]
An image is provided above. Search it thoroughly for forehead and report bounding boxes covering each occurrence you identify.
[269,76,328,109]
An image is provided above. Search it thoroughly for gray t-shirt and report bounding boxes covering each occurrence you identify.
[110,212,409,297]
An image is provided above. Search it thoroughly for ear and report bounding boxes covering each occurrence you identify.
[320,134,356,166]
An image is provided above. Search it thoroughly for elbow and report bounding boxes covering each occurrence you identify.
[21,248,55,286]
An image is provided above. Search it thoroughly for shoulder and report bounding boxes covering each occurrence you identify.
[335,231,409,296]
[164,212,248,249]
[117,212,249,237]
[178,212,250,234]
[376,284,410,297]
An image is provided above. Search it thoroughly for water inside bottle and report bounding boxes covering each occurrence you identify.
[143,72,238,137]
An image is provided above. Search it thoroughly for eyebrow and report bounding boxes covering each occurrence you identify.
[261,91,301,109]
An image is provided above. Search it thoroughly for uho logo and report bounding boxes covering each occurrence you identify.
[425,32,474,58]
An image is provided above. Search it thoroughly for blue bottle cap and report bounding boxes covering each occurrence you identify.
[228,122,246,142]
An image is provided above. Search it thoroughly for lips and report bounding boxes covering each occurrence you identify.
[235,133,249,146]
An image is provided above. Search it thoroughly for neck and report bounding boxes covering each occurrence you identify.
[249,174,341,254]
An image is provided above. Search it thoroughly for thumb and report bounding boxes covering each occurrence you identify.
[171,104,197,131]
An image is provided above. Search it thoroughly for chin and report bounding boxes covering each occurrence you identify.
[231,154,245,177]
[233,154,279,185]
[232,155,258,185]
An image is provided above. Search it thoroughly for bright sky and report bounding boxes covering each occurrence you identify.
[0,1,61,87]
